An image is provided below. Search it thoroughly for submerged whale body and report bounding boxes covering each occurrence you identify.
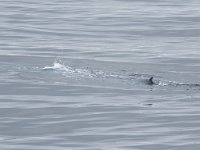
[42,62,200,89]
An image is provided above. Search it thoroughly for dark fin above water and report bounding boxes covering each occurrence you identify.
[147,77,154,85]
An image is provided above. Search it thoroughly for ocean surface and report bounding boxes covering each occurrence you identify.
[0,0,200,149]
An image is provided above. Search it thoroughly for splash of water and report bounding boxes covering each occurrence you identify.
[43,61,96,78]
[43,61,69,71]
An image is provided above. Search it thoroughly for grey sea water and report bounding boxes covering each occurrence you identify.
[0,0,200,149]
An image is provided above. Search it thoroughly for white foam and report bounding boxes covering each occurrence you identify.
[43,62,71,71]
[158,81,168,86]
[43,61,95,78]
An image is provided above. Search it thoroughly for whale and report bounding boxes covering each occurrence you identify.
[147,77,154,85]
[43,62,200,89]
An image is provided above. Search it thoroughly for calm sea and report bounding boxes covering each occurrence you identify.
[0,0,200,149]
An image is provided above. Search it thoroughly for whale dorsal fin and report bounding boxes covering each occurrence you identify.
[148,77,154,85]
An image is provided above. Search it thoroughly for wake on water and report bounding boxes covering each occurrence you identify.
[42,60,200,90]
[43,61,109,79]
